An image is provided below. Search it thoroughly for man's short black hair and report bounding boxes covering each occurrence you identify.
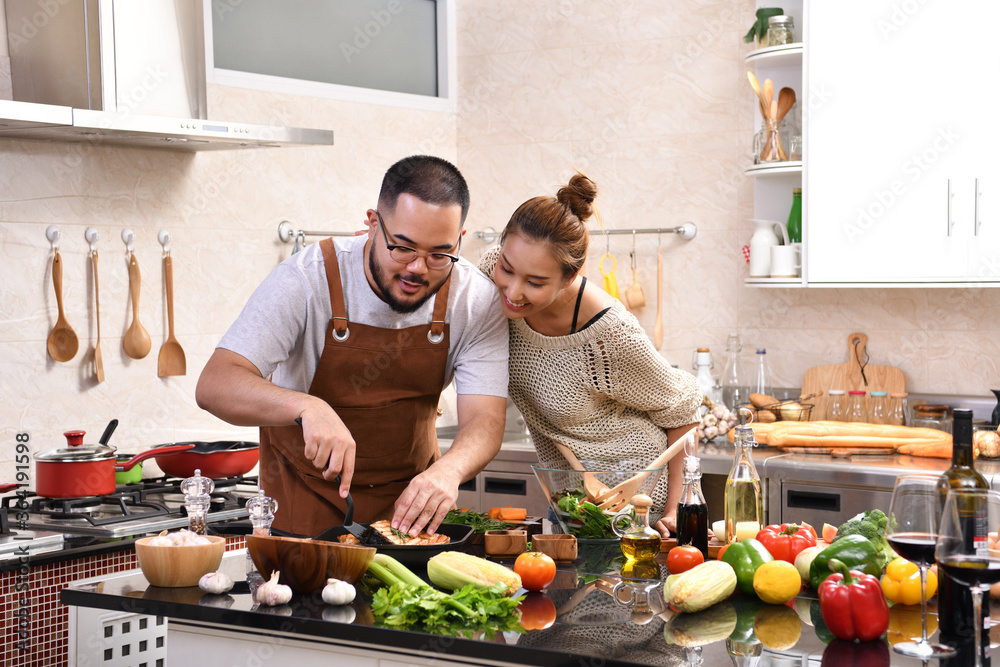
[378,155,471,224]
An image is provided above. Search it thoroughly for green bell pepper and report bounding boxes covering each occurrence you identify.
[721,538,774,595]
[808,534,881,589]
[728,595,765,644]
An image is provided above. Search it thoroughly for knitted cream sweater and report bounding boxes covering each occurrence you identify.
[480,248,702,520]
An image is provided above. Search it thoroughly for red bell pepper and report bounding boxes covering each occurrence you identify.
[755,522,818,563]
[818,559,890,642]
[821,638,890,667]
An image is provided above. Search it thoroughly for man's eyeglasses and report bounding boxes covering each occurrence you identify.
[376,210,461,270]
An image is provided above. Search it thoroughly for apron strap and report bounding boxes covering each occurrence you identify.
[429,270,452,343]
[319,238,350,340]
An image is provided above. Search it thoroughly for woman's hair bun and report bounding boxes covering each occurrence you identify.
[556,173,597,222]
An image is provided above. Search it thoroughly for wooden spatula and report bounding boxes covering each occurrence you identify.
[552,441,610,501]
[653,245,663,349]
[92,250,104,381]
[595,428,694,513]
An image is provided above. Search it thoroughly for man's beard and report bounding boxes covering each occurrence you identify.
[368,248,449,314]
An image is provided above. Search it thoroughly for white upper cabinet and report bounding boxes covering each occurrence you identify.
[805,0,1000,283]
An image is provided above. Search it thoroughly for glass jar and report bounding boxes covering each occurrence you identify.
[889,392,909,426]
[753,121,788,163]
[827,389,847,421]
[766,15,794,46]
[846,391,867,423]
[869,391,889,425]
[911,404,952,434]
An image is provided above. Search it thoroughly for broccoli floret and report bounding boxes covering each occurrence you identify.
[834,510,895,569]
[868,509,888,531]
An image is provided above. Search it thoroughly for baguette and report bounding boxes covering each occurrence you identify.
[898,442,953,459]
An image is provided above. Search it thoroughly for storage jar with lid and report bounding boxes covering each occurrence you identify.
[827,390,847,421]
[912,404,952,434]
[869,391,889,424]
[766,15,794,46]
[846,391,867,423]
[889,392,909,426]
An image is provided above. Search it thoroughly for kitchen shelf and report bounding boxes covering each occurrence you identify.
[743,277,806,287]
[745,161,802,176]
[745,43,803,66]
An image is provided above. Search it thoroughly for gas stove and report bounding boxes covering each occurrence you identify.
[1,475,257,539]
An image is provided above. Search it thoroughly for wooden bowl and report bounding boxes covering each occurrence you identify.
[484,529,527,556]
[532,534,578,561]
[135,535,226,588]
[247,534,375,594]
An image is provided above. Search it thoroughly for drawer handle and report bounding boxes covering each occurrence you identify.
[483,477,526,496]
[458,478,476,492]
[786,489,840,512]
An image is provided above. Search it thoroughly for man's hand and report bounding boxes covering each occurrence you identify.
[391,467,461,537]
[298,405,356,498]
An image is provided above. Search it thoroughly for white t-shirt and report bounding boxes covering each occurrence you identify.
[218,235,509,397]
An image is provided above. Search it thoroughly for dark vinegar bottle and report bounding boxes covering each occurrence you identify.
[676,454,709,559]
[937,408,990,639]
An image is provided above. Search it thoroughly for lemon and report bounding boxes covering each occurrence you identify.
[753,605,802,650]
[752,560,802,605]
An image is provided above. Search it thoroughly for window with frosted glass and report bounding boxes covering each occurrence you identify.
[212,0,439,97]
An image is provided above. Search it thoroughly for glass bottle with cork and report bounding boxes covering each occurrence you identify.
[676,443,709,559]
[937,408,990,639]
[612,494,661,561]
[722,333,749,411]
[786,188,802,244]
[725,412,763,543]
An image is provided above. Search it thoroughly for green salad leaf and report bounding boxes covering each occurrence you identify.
[443,508,513,534]
[371,582,525,638]
[555,490,613,539]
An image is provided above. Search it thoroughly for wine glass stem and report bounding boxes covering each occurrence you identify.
[972,587,985,667]
[919,564,929,643]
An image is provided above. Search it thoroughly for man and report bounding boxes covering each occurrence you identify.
[196,156,508,537]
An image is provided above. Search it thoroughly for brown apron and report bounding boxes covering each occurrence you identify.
[259,237,451,535]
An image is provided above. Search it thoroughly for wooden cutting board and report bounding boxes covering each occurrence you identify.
[800,332,906,420]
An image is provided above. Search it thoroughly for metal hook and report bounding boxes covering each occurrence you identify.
[631,230,637,269]
[121,228,135,256]
[605,229,610,254]
[84,227,99,254]
[292,231,304,255]
[46,225,61,252]
[157,229,171,256]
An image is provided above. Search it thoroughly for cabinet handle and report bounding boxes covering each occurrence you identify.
[975,178,982,237]
[947,178,954,237]
[483,477,526,496]
[786,489,841,512]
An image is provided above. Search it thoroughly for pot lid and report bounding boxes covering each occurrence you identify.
[35,430,115,462]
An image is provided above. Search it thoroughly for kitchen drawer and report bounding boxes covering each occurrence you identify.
[455,475,479,512]
[772,480,892,529]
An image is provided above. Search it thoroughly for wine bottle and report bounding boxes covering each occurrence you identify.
[676,455,709,559]
[937,408,990,639]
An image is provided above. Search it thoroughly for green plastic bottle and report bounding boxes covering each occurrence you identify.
[786,188,802,243]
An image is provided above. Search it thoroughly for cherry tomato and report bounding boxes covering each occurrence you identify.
[517,591,557,630]
[514,552,557,591]
[717,543,730,561]
[667,545,705,574]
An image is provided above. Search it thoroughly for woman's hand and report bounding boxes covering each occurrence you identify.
[655,511,677,538]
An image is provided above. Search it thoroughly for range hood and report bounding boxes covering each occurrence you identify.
[1,0,332,151]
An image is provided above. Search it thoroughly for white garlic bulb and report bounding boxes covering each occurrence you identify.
[198,571,234,595]
[322,578,356,606]
[255,570,292,606]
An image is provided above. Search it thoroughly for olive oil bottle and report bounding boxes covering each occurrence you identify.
[725,424,762,543]
[613,494,661,561]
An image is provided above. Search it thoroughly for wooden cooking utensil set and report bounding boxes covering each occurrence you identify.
[46,228,186,380]
[747,71,795,162]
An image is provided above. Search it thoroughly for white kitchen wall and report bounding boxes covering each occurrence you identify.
[1,1,998,483]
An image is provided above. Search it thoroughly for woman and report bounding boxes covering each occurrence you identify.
[479,173,700,535]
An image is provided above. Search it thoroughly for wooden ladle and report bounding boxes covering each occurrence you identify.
[123,253,151,359]
[157,253,186,377]
[47,251,79,362]
[92,250,104,382]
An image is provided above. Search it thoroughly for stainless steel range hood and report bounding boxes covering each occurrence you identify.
[1,0,333,151]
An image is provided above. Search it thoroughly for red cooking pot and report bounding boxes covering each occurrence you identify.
[150,441,259,479]
[34,430,194,498]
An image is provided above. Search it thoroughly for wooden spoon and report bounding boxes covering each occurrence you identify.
[47,251,79,362]
[624,253,645,310]
[762,78,774,115]
[551,441,610,501]
[653,246,663,350]
[123,253,152,359]
[92,251,104,382]
[157,254,186,377]
[746,71,768,120]
[775,87,796,124]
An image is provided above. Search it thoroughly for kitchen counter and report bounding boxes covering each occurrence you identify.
[61,543,999,666]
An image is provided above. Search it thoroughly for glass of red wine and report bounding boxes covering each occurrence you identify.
[885,474,956,658]
[935,487,1000,667]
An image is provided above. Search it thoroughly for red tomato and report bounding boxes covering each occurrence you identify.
[517,591,557,630]
[514,552,557,591]
[717,543,730,561]
[666,545,705,574]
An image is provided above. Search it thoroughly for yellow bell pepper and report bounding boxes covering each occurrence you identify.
[887,604,938,645]
[880,557,937,606]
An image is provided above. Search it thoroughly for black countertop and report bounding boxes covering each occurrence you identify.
[61,541,999,666]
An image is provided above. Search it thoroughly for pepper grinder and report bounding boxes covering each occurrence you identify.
[245,489,278,576]
[180,468,214,535]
